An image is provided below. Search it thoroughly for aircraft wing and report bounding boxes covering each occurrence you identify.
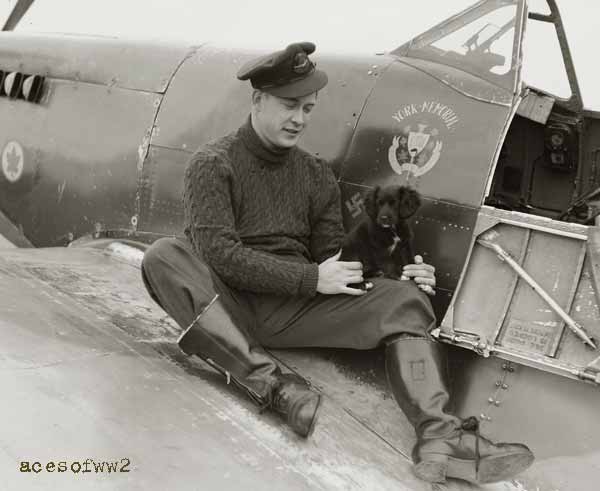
[1,242,476,491]
[3,241,599,491]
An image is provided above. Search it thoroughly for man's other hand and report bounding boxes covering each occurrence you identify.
[317,250,367,296]
[401,255,436,296]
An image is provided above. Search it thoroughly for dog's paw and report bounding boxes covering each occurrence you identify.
[348,281,374,291]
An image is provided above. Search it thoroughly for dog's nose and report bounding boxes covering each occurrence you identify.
[379,215,392,225]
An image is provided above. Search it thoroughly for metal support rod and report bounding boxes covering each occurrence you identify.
[545,0,584,113]
[477,237,597,350]
[2,0,35,31]
[528,12,553,23]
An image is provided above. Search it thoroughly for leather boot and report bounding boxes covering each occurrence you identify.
[385,337,534,484]
[178,295,321,437]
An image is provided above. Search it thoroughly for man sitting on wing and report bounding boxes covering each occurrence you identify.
[141,41,534,485]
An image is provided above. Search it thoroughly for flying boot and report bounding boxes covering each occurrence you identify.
[178,294,321,438]
[385,336,534,484]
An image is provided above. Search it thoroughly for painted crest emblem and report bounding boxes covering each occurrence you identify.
[2,140,24,183]
[387,101,460,178]
[388,124,443,178]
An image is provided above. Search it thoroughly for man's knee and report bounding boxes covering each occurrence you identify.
[141,237,181,274]
[376,277,432,304]
[377,278,437,335]
[398,280,436,318]
[141,236,213,292]
[140,238,182,306]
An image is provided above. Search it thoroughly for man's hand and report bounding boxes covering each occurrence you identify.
[317,250,367,296]
[401,255,436,296]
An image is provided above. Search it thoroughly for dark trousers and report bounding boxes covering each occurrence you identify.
[141,237,435,350]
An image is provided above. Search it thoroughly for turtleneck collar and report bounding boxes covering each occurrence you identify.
[239,116,292,164]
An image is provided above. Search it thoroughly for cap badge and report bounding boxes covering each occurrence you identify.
[292,52,313,74]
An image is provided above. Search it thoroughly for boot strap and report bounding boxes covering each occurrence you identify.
[204,357,269,408]
[179,293,277,409]
[460,416,481,473]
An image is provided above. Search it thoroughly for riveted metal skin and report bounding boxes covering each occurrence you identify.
[450,348,600,490]
[137,46,384,233]
[336,53,514,316]
[0,32,191,92]
[0,76,164,246]
[2,1,600,490]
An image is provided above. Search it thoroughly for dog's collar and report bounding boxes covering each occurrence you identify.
[387,226,402,254]
[379,224,401,240]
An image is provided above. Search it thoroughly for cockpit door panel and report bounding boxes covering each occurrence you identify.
[440,206,600,386]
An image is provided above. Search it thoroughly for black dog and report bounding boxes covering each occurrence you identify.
[340,185,421,288]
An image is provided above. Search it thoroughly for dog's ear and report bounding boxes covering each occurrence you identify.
[364,186,380,220]
[397,186,421,218]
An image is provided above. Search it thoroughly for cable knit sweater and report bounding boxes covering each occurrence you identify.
[183,117,344,296]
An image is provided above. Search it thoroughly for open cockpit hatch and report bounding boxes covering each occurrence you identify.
[438,0,600,387]
[485,0,599,225]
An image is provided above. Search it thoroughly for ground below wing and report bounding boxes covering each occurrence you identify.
[0,244,546,490]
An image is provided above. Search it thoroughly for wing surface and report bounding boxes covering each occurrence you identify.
[1,243,587,491]
[0,245,440,490]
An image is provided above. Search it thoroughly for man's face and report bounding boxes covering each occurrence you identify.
[253,91,317,150]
